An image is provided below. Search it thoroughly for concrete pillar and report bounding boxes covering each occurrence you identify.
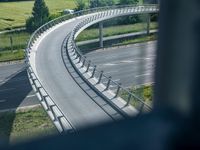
[99,22,103,48]
[147,14,150,35]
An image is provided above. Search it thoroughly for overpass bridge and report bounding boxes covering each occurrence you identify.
[26,5,159,133]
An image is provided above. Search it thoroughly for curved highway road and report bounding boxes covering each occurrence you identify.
[35,17,125,129]
[28,5,159,130]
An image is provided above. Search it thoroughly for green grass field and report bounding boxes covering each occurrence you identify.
[0,0,77,30]
[119,85,153,110]
[76,22,158,41]
[0,24,157,62]
[0,31,30,51]
[0,0,145,31]
[0,49,24,62]
[0,106,57,144]
[116,34,157,46]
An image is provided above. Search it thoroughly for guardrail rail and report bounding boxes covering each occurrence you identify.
[25,4,159,133]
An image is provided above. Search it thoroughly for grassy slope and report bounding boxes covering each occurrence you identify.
[0,31,30,51]
[0,0,76,30]
[0,0,144,31]
[76,22,158,41]
[0,49,24,62]
[119,85,153,109]
[117,34,157,46]
[0,106,57,144]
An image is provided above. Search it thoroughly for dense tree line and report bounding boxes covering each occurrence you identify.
[75,0,140,10]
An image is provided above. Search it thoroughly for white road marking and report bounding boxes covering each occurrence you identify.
[99,56,155,66]
[135,73,151,78]
[112,79,120,82]
[121,57,155,63]
[120,60,134,63]
[0,100,6,103]
[105,70,118,74]
[103,63,117,66]
[0,88,15,92]
[109,85,116,88]
[26,94,36,98]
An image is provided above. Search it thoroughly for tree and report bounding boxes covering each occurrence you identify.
[26,0,49,32]
[117,0,140,25]
[75,0,86,11]
[119,0,139,5]
[89,0,115,8]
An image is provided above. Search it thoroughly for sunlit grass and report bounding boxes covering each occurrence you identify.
[76,22,158,41]
[0,106,57,144]
[0,49,24,62]
[0,31,30,50]
[0,0,77,30]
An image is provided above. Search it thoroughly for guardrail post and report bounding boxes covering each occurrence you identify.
[49,105,57,121]
[72,51,76,56]
[115,83,121,98]
[126,93,132,106]
[97,71,104,84]
[75,53,79,59]
[99,22,104,48]
[86,60,91,72]
[81,56,86,67]
[91,65,97,78]
[78,55,82,63]
[105,76,112,90]
[57,116,65,133]
[139,103,145,113]
[43,96,50,111]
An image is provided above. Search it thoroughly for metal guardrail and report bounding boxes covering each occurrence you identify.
[26,61,76,133]
[67,5,159,113]
[26,4,159,133]
[26,4,158,51]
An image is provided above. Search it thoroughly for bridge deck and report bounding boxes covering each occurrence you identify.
[35,16,124,129]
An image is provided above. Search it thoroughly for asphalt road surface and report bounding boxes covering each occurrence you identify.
[0,62,38,111]
[85,41,156,89]
[35,16,126,129]
[0,41,155,112]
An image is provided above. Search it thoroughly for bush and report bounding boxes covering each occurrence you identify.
[89,0,115,8]
[48,13,62,21]
[74,0,86,11]
[26,17,35,32]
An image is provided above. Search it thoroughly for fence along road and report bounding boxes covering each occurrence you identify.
[26,5,159,132]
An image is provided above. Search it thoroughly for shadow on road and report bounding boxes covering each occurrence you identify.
[0,68,32,145]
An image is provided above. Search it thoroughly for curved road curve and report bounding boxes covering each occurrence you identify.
[35,17,119,129]
[29,5,159,130]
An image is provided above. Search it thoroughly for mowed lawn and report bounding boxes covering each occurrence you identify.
[0,0,76,31]
[0,0,145,31]
[76,22,158,41]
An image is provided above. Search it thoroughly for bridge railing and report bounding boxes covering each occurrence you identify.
[26,60,76,133]
[26,4,158,132]
[67,5,159,113]
[27,4,158,51]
